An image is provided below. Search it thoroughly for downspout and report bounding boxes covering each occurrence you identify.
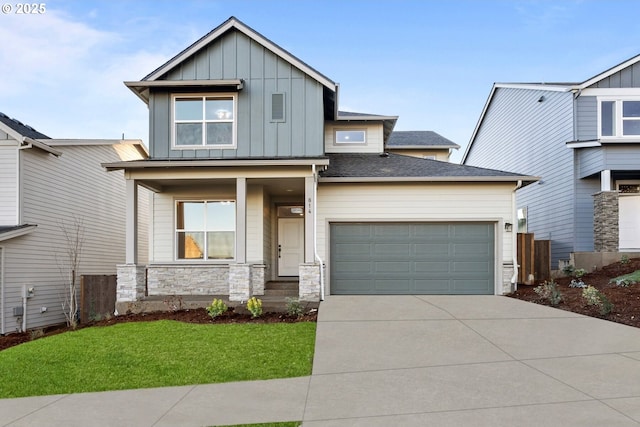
[1,247,4,335]
[312,165,325,300]
[511,180,523,290]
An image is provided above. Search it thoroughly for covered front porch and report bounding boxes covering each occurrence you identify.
[106,159,327,312]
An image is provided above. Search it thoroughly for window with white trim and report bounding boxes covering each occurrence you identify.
[173,94,237,148]
[335,130,366,144]
[599,98,640,138]
[176,201,235,260]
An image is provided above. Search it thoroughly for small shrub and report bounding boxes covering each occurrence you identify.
[246,297,263,318]
[285,297,304,318]
[621,255,630,265]
[615,278,634,287]
[582,286,614,316]
[533,281,563,306]
[574,268,587,279]
[562,264,575,277]
[206,298,228,319]
[29,328,45,341]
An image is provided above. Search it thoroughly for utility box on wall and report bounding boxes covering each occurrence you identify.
[13,306,23,317]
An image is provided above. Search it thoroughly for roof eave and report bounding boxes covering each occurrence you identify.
[0,224,37,242]
[388,144,460,150]
[124,79,245,104]
[102,158,330,171]
[578,53,640,89]
[319,176,539,184]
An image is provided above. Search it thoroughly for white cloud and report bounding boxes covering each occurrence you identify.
[0,10,170,145]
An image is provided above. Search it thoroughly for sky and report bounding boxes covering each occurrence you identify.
[2,0,640,163]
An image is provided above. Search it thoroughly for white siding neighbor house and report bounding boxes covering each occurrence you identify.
[0,113,148,334]
[105,17,537,312]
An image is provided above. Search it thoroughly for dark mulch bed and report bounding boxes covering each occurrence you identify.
[0,307,317,352]
[508,257,640,328]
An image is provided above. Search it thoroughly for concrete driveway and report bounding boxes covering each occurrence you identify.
[302,295,640,426]
[3,295,640,426]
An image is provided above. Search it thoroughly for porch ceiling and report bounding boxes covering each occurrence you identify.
[137,177,305,196]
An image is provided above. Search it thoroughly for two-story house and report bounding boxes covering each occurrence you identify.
[463,54,640,271]
[0,113,148,334]
[105,17,537,312]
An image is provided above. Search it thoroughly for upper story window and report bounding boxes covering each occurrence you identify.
[599,98,640,138]
[335,130,366,144]
[173,94,237,148]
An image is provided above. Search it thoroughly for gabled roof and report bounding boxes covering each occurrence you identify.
[138,16,336,90]
[579,53,640,89]
[0,112,49,139]
[320,153,538,184]
[386,131,460,149]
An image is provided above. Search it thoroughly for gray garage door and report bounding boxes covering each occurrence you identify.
[330,222,495,295]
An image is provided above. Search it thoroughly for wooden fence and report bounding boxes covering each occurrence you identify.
[80,275,117,323]
[517,233,550,285]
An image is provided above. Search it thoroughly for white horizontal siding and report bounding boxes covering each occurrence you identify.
[324,123,384,153]
[0,143,18,225]
[317,182,515,294]
[2,143,147,332]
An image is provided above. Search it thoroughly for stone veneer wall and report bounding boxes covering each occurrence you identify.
[593,191,619,252]
[146,264,229,295]
[299,263,321,301]
[502,262,515,294]
[116,264,146,302]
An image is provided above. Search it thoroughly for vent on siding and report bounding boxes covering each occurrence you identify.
[271,93,285,122]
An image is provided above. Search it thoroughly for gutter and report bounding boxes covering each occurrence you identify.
[20,137,62,157]
[511,180,523,290]
[312,164,325,300]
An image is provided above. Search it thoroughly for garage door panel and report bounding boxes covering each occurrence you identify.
[375,279,410,292]
[376,262,411,273]
[374,243,410,256]
[330,223,494,295]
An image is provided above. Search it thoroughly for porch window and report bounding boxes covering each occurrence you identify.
[173,94,237,148]
[599,98,640,138]
[176,201,235,260]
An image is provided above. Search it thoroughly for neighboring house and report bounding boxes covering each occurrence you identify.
[105,17,536,310]
[0,113,148,334]
[385,130,460,161]
[462,55,640,271]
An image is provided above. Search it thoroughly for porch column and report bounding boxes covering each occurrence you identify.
[601,170,612,191]
[125,179,138,264]
[236,177,247,264]
[304,175,315,263]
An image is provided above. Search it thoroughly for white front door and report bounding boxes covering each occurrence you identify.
[278,218,304,276]
[619,195,640,250]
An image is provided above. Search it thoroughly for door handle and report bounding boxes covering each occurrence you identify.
[278,244,282,258]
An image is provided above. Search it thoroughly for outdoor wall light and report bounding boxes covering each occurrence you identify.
[538,96,545,103]
[504,222,513,232]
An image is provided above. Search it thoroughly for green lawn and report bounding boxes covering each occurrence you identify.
[0,320,316,398]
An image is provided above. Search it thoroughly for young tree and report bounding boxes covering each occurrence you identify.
[58,217,85,329]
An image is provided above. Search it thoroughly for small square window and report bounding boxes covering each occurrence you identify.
[335,130,366,144]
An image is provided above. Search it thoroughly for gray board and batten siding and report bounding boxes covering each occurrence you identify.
[465,87,576,266]
[330,222,495,295]
[148,29,326,159]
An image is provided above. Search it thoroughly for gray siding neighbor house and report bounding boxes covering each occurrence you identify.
[463,55,640,271]
[106,17,536,311]
[0,113,148,334]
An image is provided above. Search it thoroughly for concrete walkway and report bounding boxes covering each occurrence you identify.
[3,295,640,426]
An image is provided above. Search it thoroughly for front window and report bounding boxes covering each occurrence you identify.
[335,130,366,144]
[174,95,236,147]
[176,201,235,260]
[599,98,640,138]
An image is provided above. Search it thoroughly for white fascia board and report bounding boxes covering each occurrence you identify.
[44,138,144,146]
[494,83,573,92]
[579,88,640,97]
[566,140,601,148]
[462,84,497,164]
[144,18,336,91]
[318,175,539,184]
[0,121,24,142]
[21,137,62,156]
[578,54,640,89]
[0,225,37,242]
[102,158,330,171]
[388,144,460,150]
[336,115,399,121]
